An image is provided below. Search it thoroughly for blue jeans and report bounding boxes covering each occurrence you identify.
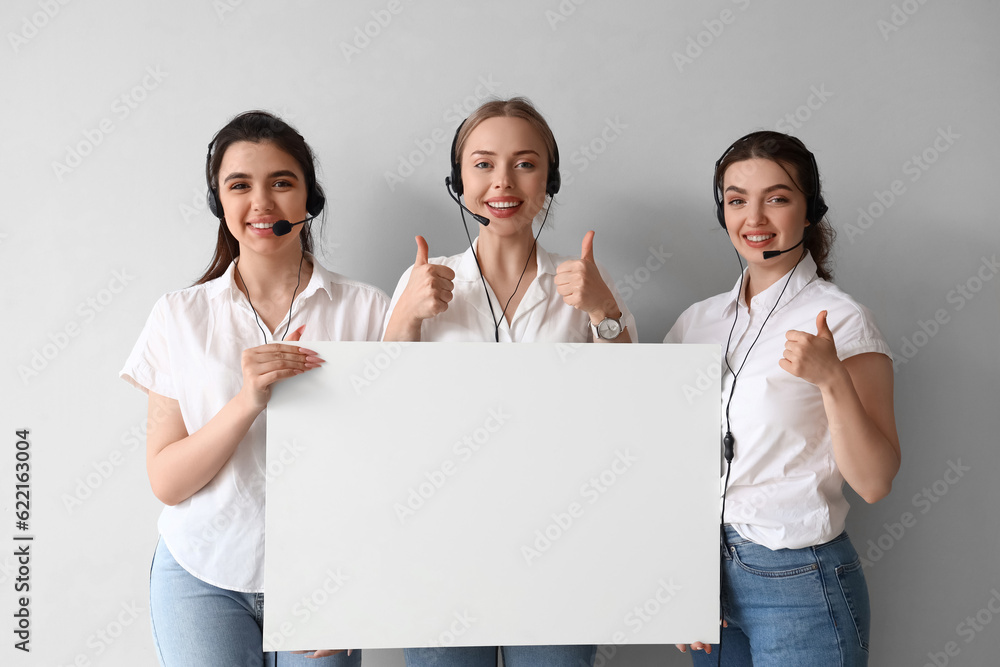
[691,526,869,667]
[150,539,361,667]
[404,645,596,667]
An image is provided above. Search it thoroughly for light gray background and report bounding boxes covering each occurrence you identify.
[1,1,997,665]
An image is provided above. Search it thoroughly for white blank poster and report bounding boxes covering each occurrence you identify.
[264,342,720,651]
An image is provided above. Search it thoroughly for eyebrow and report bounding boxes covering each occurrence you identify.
[223,170,300,184]
[724,183,794,195]
[469,149,541,158]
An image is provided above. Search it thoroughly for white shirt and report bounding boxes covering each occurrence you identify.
[384,240,636,343]
[120,257,388,592]
[664,253,891,550]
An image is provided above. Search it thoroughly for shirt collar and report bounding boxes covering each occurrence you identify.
[726,252,820,315]
[455,237,558,281]
[206,252,334,302]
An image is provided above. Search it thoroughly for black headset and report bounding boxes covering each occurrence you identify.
[446,119,561,198]
[713,131,828,230]
[205,142,326,220]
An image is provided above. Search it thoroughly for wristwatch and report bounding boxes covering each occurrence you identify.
[591,315,624,340]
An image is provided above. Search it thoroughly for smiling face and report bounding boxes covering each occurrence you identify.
[459,116,549,236]
[216,140,310,258]
[721,157,810,270]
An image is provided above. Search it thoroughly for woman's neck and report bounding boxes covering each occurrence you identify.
[475,228,538,283]
[473,227,539,325]
[743,250,804,302]
[234,246,311,303]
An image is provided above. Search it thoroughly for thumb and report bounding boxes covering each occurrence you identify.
[581,230,595,262]
[816,310,833,340]
[415,235,429,266]
[287,325,305,342]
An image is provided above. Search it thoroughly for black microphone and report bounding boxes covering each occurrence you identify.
[444,177,490,226]
[762,236,805,260]
[272,215,316,237]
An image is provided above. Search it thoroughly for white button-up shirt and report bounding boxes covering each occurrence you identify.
[384,240,636,343]
[121,257,387,592]
[664,253,891,550]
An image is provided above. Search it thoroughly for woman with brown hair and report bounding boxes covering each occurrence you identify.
[121,110,386,665]
[668,131,900,666]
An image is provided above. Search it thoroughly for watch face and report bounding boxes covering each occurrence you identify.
[598,319,622,339]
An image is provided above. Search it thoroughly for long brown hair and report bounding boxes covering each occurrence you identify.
[715,131,835,280]
[196,111,324,285]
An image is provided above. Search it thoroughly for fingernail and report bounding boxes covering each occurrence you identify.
[304,355,325,363]
[299,347,319,355]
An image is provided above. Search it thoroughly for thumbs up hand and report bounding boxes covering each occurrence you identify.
[555,231,620,322]
[398,235,456,322]
[780,310,842,387]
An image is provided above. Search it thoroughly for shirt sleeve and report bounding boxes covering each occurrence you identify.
[822,294,893,362]
[119,295,178,398]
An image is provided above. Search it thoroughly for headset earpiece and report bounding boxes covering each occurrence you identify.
[713,139,737,229]
[206,141,223,219]
[208,188,222,219]
[448,121,465,197]
[305,187,325,217]
[546,141,561,197]
[807,195,828,225]
[715,179,727,230]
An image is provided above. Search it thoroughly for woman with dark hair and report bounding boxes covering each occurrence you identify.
[668,131,900,666]
[384,97,636,667]
[121,111,386,665]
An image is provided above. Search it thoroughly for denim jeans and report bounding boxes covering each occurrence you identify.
[690,526,870,667]
[404,644,596,667]
[150,539,361,667]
